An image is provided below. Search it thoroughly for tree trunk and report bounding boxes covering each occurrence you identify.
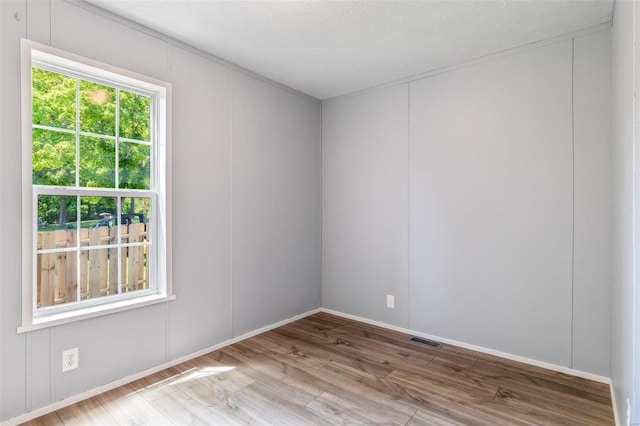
[58,199,67,227]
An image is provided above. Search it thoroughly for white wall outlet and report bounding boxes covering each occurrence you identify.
[386,294,395,309]
[62,347,79,372]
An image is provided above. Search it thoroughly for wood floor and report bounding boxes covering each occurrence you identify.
[24,312,614,425]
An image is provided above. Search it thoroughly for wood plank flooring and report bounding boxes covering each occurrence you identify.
[24,312,614,425]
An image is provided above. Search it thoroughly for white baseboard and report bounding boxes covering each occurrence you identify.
[3,307,615,426]
[1,308,321,426]
[320,308,612,384]
[610,383,620,426]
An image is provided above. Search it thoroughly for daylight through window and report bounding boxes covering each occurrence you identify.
[21,40,171,328]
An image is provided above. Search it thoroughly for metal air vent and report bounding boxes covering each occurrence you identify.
[409,336,443,349]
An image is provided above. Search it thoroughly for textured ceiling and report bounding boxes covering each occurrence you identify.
[86,0,614,100]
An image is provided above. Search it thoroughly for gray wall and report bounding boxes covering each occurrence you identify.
[232,71,321,336]
[611,1,639,424]
[322,33,611,375]
[322,85,410,327]
[410,40,573,366]
[572,31,612,377]
[169,45,233,359]
[0,0,321,421]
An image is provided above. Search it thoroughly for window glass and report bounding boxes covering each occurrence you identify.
[32,67,76,130]
[79,136,116,188]
[79,80,116,136]
[119,91,151,141]
[119,142,151,189]
[32,128,76,186]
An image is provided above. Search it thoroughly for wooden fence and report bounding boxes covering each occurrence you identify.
[37,223,148,307]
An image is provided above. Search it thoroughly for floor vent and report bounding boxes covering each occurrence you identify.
[409,337,443,349]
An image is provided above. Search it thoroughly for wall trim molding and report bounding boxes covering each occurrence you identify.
[322,22,612,105]
[0,308,321,426]
[320,308,612,384]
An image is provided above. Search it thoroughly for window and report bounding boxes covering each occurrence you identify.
[20,40,173,331]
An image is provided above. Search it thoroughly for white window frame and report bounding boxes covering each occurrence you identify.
[19,39,173,332]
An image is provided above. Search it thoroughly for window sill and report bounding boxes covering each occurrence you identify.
[17,294,176,333]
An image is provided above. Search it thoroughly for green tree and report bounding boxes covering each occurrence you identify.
[32,68,76,226]
[32,68,75,130]
[32,68,152,225]
[118,91,151,214]
[120,91,150,141]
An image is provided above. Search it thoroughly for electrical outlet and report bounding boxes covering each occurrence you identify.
[62,348,79,372]
[386,294,395,309]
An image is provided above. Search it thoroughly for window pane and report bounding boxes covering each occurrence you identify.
[79,247,114,301]
[32,68,76,130]
[37,249,78,307]
[121,196,151,239]
[79,136,115,188]
[121,196,150,292]
[80,80,115,136]
[32,128,76,186]
[79,195,119,299]
[119,91,151,142]
[80,196,117,230]
[119,142,150,189]
[37,195,78,237]
[122,244,148,292]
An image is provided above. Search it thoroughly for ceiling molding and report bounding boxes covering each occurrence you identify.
[66,0,321,103]
[76,0,612,101]
[322,21,612,105]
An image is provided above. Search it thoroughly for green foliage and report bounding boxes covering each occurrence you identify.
[80,80,115,136]
[32,67,152,224]
[81,196,116,222]
[120,142,150,189]
[120,91,151,141]
[122,196,150,217]
[38,195,76,227]
[32,128,75,186]
[32,68,75,130]
[80,136,115,188]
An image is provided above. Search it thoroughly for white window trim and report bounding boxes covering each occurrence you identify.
[19,39,173,332]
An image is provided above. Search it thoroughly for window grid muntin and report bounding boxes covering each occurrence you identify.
[115,88,120,190]
[34,128,155,145]
[74,77,80,187]
[33,123,153,146]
